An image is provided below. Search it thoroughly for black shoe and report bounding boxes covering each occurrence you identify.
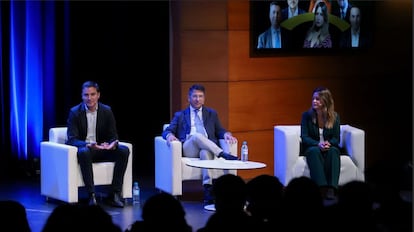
[203,184,214,206]
[203,199,214,207]
[88,193,97,206]
[107,192,124,208]
[218,152,238,160]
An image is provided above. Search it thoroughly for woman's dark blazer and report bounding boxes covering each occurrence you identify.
[300,110,340,155]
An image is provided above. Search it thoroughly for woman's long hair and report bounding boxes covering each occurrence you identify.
[306,1,330,45]
[309,86,336,129]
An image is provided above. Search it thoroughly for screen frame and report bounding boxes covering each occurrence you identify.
[249,0,375,57]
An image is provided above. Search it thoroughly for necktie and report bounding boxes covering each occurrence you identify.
[341,9,345,19]
[194,109,206,136]
[274,29,280,48]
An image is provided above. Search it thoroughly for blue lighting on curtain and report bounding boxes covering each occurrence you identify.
[0,2,4,148]
[9,1,55,160]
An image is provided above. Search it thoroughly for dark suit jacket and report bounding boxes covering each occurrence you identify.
[300,110,340,155]
[281,7,306,21]
[162,106,227,145]
[339,28,372,48]
[331,4,353,22]
[66,102,119,148]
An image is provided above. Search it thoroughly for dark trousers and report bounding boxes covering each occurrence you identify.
[304,146,340,189]
[77,144,129,195]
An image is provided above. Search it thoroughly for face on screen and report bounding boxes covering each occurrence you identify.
[269,4,282,28]
[314,7,324,28]
[350,7,361,30]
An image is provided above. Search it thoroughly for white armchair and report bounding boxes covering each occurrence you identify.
[274,124,365,186]
[154,124,237,196]
[40,127,133,203]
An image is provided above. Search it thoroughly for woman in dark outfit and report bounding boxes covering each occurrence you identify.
[300,86,340,199]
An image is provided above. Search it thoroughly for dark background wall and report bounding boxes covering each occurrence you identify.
[53,1,170,180]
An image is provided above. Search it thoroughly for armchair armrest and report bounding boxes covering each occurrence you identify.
[40,141,79,202]
[274,126,301,186]
[154,136,183,195]
[340,125,365,181]
[119,141,133,198]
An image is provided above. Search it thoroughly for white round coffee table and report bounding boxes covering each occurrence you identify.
[185,159,266,170]
[185,158,267,211]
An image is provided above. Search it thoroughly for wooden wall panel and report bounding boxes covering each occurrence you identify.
[227,80,344,131]
[233,130,274,179]
[180,1,227,30]
[227,0,249,30]
[181,31,228,82]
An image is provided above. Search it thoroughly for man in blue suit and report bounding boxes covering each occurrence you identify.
[162,84,238,205]
[257,1,293,49]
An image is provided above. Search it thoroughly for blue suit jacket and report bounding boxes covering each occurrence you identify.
[66,102,119,148]
[162,106,227,145]
[257,26,291,49]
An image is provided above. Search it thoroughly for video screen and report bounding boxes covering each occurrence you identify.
[250,0,375,56]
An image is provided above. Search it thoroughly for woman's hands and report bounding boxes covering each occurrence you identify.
[319,141,331,151]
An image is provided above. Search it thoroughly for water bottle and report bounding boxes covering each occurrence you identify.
[241,141,248,162]
[132,181,140,205]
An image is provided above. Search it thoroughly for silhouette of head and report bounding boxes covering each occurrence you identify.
[213,174,247,212]
[141,192,191,231]
[0,200,31,232]
[246,174,284,220]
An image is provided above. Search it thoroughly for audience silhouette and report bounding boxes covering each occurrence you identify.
[42,204,121,232]
[197,173,256,232]
[245,174,284,232]
[281,176,325,232]
[326,180,377,232]
[368,161,412,232]
[0,200,31,232]
[4,162,412,232]
[126,192,192,232]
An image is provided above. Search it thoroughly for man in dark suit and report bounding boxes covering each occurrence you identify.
[339,6,372,48]
[162,84,238,205]
[281,0,306,21]
[332,0,352,22]
[66,81,129,208]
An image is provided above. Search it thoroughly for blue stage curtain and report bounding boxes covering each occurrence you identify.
[2,1,56,161]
